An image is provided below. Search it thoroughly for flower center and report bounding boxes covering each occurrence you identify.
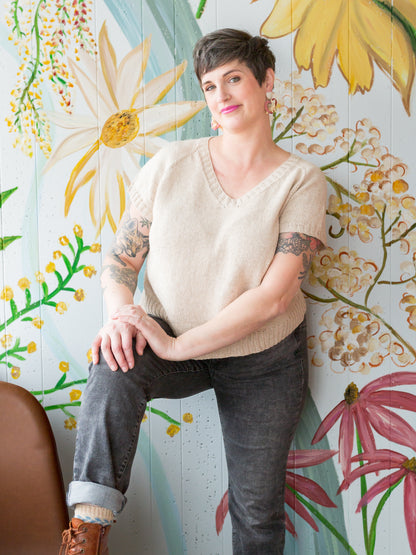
[100,110,139,148]
[344,382,359,405]
[403,457,416,473]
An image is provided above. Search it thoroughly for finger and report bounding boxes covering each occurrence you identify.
[109,332,131,373]
[91,335,102,365]
[120,329,135,370]
[100,334,121,372]
[135,331,147,356]
[115,314,141,328]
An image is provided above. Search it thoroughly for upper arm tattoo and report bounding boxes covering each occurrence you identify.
[110,216,151,266]
[275,232,323,281]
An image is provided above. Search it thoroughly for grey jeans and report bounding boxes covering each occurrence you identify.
[67,318,308,555]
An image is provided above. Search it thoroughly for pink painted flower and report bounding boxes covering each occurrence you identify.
[312,372,416,478]
[339,449,416,555]
[216,450,337,537]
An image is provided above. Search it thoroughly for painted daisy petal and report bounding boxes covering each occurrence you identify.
[404,474,416,555]
[133,61,188,110]
[43,128,99,174]
[47,112,97,130]
[128,136,168,158]
[366,405,416,448]
[286,471,336,507]
[64,140,100,216]
[215,490,228,535]
[286,449,337,468]
[99,22,119,111]
[284,511,297,538]
[369,390,416,412]
[339,407,354,477]
[354,403,377,454]
[394,0,416,27]
[285,488,318,531]
[261,0,311,37]
[338,461,398,494]
[117,36,151,108]
[356,469,406,512]
[294,0,344,87]
[137,101,206,136]
[350,449,407,466]
[311,400,345,444]
[361,371,416,395]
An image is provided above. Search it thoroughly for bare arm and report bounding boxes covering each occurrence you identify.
[91,203,151,371]
[114,232,323,360]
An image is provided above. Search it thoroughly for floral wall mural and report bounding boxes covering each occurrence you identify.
[1,0,416,553]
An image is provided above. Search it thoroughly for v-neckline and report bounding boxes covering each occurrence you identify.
[199,137,297,207]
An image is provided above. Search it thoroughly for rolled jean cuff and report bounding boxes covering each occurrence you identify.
[67,481,127,515]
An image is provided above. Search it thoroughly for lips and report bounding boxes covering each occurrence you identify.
[221,105,239,114]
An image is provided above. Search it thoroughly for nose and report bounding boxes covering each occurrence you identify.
[215,84,230,102]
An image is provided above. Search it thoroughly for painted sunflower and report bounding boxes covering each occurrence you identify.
[260,0,416,114]
[44,22,205,232]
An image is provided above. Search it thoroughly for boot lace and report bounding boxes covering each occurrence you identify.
[60,524,89,554]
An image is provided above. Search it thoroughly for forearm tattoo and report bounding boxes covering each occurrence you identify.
[102,264,138,295]
[275,233,323,281]
[110,216,151,266]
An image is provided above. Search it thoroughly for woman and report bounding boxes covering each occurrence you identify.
[59,28,327,555]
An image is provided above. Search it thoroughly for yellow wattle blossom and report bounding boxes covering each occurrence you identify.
[69,389,82,402]
[35,272,45,283]
[83,265,96,278]
[260,0,416,113]
[86,349,92,363]
[45,262,56,273]
[59,360,70,372]
[11,366,21,379]
[18,277,31,290]
[27,341,37,353]
[55,302,68,314]
[1,334,13,349]
[59,236,70,246]
[166,424,180,437]
[74,289,85,302]
[90,243,101,253]
[43,22,206,233]
[32,317,44,329]
[53,250,62,259]
[183,413,194,424]
[1,286,14,301]
[64,417,77,430]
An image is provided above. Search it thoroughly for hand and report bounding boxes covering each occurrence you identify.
[91,318,147,372]
[112,305,180,360]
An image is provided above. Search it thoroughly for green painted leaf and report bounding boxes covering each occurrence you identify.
[0,187,18,208]
[0,236,21,250]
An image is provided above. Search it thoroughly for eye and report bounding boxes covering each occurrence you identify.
[229,75,240,83]
[204,84,215,93]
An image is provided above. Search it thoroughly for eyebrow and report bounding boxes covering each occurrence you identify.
[201,68,243,86]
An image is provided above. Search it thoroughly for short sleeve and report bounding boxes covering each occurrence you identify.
[279,164,327,246]
[128,147,168,221]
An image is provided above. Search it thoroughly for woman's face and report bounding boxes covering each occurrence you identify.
[201,60,274,133]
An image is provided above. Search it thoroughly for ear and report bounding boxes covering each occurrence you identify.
[264,67,275,92]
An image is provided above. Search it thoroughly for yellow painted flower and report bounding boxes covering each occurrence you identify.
[0,334,13,349]
[74,289,85,301]
[45,262,56,273]
[83,265,96,278]
[1,286,14,301]
[55,301,68,314]
[59,236,70,246]
[27,341,37,353]
[260,0,416,113]
[89,243,101,253]
[166,424,180,437]
[32,317,44,329]
[35,272,45,283]
[53,250,62,259]
[59,360,69,372]
[182,412,194,424]
[43,22,206,233]
[18,277,31,290]
[86,349,92,363]
[64,417,77,430]
[142,413,148,423]
[11,366,21,379]
[69,389,82,402]
[73,224,83,238]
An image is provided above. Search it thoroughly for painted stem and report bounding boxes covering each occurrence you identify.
[368,477,404,555]
[273,106,304,143]
[364,206,387,307]
[195,0,207,18]
[285,485,358,555]
[356,433,370,554]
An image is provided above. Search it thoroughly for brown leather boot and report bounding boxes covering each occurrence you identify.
[59,518,110,554]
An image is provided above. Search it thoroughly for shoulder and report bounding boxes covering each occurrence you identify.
[289,154,326,185]
[149,137,207,169]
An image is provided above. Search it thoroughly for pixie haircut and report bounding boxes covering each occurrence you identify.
[193,28,276,86]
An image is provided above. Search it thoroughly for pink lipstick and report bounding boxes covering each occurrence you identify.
[221,105,239,114]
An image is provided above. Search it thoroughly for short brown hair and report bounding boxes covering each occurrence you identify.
[193,28,276,86]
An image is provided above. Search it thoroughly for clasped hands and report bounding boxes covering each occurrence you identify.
[91,304,179,372]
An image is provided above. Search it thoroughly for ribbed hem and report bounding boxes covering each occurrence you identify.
[74,503,115,524]
[67,481,126,515]
[143,293,306,360]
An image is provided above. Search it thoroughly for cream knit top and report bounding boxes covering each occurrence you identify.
[130,137,327,359]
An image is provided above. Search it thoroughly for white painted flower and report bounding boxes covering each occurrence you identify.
[44,22,205,232]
